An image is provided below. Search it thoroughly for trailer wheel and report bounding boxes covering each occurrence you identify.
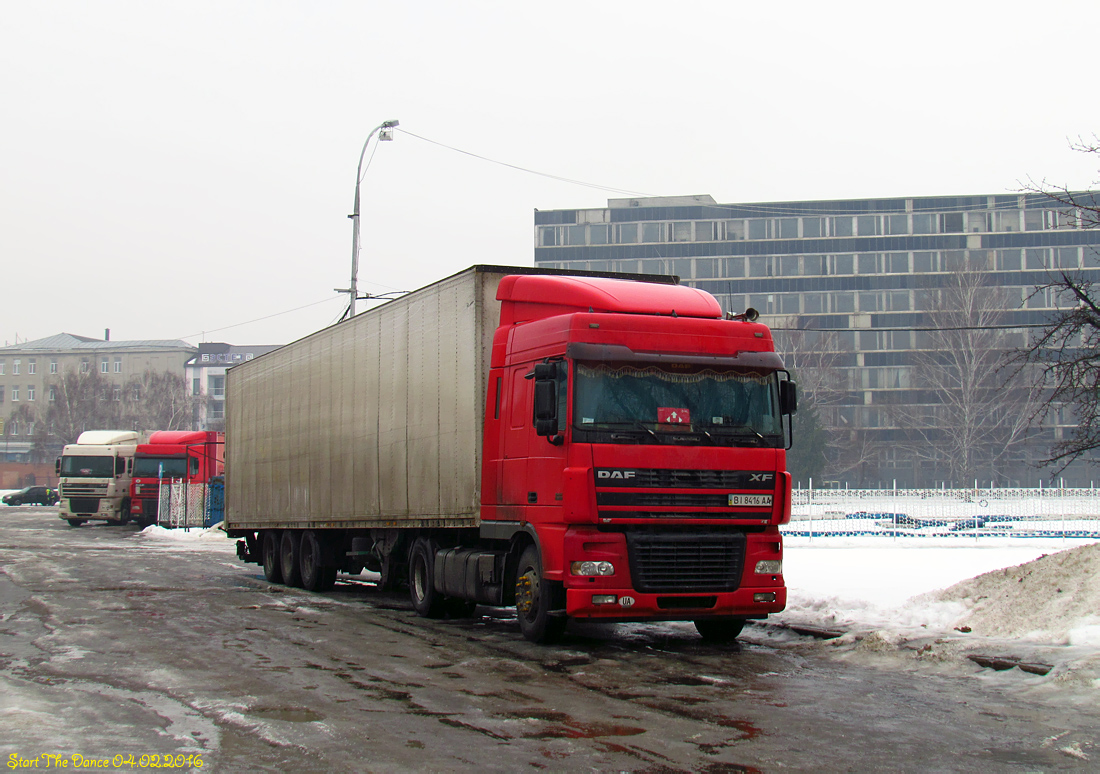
[262,531,283,584]
[300,530,335,592]
[280,530,302,587]
[694,618,746,643]
[408,538,445,618]
[515,545,566,644]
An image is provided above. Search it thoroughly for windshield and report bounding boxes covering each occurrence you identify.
[573,361,783,446]
[60,455,115,477]
[133,456,188,477]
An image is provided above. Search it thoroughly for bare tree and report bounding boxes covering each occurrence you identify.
[1014,137,1100,472]
[122,370,197,432]
[776,323,882,483]
[894,260,1041,484]
[43,367,124,445]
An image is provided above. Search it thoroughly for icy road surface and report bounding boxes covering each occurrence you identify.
[0,507,1097,771]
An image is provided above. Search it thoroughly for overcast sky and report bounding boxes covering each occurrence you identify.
[3,1,1099,347]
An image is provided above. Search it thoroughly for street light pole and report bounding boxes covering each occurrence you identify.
[338,119,399,321]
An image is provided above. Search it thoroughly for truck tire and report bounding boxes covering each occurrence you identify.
[66,519,86,527]
[280,530,303,587]
[408,538,446,618]
[515,545,567,644]
[694,618,746,643]
[262,531,283,584]
[300,531,337,592]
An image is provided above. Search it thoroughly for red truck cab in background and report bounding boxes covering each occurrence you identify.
[130,431,225,526]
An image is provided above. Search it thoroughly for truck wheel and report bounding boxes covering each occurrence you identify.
[66,519,86,527]
[300,530,332,592]
[408,538,446,618]
[694,618,746,643]
[515,545,567,644]
[262,531,283,584]
[280,530,302,587]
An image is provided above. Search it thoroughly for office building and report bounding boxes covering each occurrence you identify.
[533,193,1100,486]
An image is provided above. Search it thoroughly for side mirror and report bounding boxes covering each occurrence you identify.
[780,381,798,415]
[55,458,61,475]
[116,456,126,476]
[532,362,561,440]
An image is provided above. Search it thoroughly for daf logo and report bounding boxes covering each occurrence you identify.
[749,473,774,482]
[597,470,636,480]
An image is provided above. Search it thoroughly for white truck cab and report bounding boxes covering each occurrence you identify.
[57,430,145,527]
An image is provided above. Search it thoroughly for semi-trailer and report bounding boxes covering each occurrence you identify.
[225,265,796,643]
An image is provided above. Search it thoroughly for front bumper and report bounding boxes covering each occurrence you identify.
[565,584,786,621]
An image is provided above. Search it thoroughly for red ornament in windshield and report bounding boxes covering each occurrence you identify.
[658,407,690,424]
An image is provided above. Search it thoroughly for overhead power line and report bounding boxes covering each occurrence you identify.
[396,129,656,197]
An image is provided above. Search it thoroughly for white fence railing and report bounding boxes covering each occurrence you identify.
[788,486,1100,538]
[156,482,209,529]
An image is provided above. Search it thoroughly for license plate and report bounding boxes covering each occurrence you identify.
[728,494,773,506]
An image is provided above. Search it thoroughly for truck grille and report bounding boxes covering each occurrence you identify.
[61,482,109,496]
[625,528,745,593]
[69,498,101,515]
[598,492,732,507]
[597,469,773,489]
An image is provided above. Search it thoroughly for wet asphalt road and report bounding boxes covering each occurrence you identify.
[0,507,1096,772]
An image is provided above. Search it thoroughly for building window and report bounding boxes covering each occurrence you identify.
[113,386,121,401]
[615,223,639,244]
[885,214,908,235]
[27,359,36,375]
[209,402,225,420]
[27,385,35,402]
[778,218,799,239]
[50,359,57,374]
[80,360,89,373]
[832,217,853,237]
[8,420,18,436]
[49,386,56,401]
[0,361,5,375]
[912,214,937,234]
[100,358,109,374]
[589,224,609,245]
[192,378,201,396]
[114,357,122,373]
[0,386,5,402]
[209,375,225,399]
[725,220,746,240]
[640,222,664,243]
[940,213,964,233]
[539,227,558,247]
[11,387,18,402]
[13,360,20,375]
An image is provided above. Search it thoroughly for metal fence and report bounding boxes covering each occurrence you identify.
[788,485,1100,538]
[155,481,223,529]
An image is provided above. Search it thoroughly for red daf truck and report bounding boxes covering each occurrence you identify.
[130,430,224,526]
[226,266,795,643]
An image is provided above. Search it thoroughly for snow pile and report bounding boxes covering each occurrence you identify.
[138,523,228,543]
[925,542,1100,646]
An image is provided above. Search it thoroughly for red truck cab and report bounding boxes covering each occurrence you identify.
[479,274,793,642]
[130,431,225,526]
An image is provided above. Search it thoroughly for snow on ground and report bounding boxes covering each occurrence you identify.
[775,535,1100,693]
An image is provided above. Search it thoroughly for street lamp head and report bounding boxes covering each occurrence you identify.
[382,119,400,128]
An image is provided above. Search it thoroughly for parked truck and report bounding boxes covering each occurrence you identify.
[226,265,796,643]
[129,430,225,527]
[57,430,145,527]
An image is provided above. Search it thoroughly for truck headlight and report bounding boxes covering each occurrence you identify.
[755,560,783,574]
[571,561,615,576]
